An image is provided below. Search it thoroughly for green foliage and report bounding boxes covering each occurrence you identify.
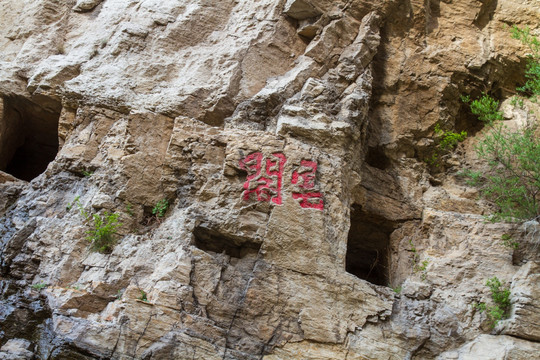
[66,195,80,211]
[474,120,540,221]
[463,94,504,125]
[462,28,540,222]
[501,233,519,249]
[86,212,121,253]
[461,121,540,221]
[425,124,467,168]
[434,124,467,151]
[460,94,471,104]
[510,96,525,108]
[511,26,540,100]
[138,290,148,302]
[416,259,429,281]
[519,61,540,99]
[486,277,512,309]
[475,277,512,328]
[392,285,402,294]
[67,196,90,219]
[75,197,89,219]
[425,152,439,167]
[409,240,429,281]
[82,170,93,178]
[31,281,48,290]
[458,169,484,186]
[511,26,540,55]
[126,203,134,217]
[152,199,169,218]
[71,196,122,253]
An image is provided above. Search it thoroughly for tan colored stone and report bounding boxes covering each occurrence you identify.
[0,0,539,359]
[503,261,540,341]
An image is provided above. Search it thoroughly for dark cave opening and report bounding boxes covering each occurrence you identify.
[0,95,60,181]
[193,225,261,259]
[346,205,395,286]
[365,145,391,170]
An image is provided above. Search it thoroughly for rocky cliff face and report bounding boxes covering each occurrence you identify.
[0,0,539,359]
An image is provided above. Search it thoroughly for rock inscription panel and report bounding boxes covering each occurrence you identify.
[239,152,324,210]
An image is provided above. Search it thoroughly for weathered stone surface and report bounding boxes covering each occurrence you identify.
[437,334,540,360]
[73,0,103,13]
[0,338,34,360]
[283,0,322,20]
[503,261,540,341]
[0,0,539,359]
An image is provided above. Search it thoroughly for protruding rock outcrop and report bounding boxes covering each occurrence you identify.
[0,0,539,359]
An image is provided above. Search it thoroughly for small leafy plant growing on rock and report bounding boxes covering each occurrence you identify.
[125,203,134,217]
[474,277,512,328]
[66,195,81,212]
[138,290,148,302]
[70,196,122,253]
[434,124,468,151]
[425,123,467,168]
[501,233,519,249]
[409,239,429,281]
[87,212,121,253]
[31,281,48,291]
[510,25,540,100]
[152,199,169,218]
[415,259,429,281]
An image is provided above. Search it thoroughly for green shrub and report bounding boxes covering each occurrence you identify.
[511,25,540,99]
[462,94,504,125]
[474,119,539,221]
[86,212,121,253]
[458,169,483,186]
[475,277,512,328]
[461,27,540,222]
[425,124,467,168]
[152,199,169,218]
[70,196,121,253]
[434,124,467,151]
[31,281,48,290]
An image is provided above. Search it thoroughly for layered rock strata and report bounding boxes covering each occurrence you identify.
[0,0,539,359]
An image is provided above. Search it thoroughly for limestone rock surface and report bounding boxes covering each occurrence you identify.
[0,0,539,359]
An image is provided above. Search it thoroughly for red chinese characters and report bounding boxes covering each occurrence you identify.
[239,153,324,210]
[239,152,287,205]
[291,160,324,210]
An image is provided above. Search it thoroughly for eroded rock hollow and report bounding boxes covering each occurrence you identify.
[0,0,539,359]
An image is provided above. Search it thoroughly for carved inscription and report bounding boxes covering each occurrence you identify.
[239,153,324,210]
[239,152,287,205]
[291,160,324,210]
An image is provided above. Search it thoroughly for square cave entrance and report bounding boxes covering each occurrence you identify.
[346,205,395,286]
[0,95,60,181]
